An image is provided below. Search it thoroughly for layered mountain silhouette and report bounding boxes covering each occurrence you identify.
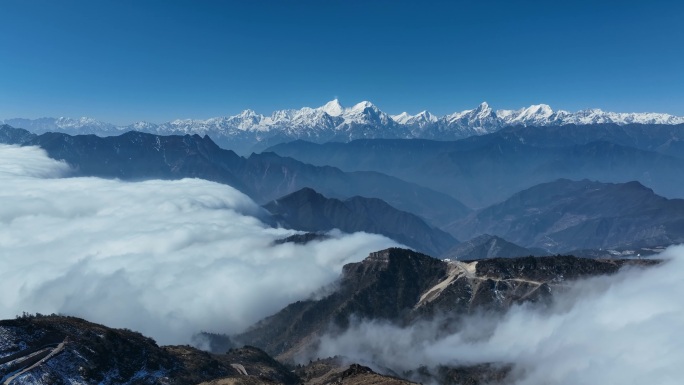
[264,188,458,256]
[266,124,684,208]
[0,125,470,227]
[495,123,684,159]
[449,179,684,252]
[5,125,681,253]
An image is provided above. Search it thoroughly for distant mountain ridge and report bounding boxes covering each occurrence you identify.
[440,234,542,260]
[264,188,458,256]
[267,129,684,208]
[449,179,684,252]
[5,100,684,153]
[0,125,470,227]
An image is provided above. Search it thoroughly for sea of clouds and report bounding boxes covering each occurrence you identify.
[3,144,682,385]
[317,246,684,385]
[0,144,397,345]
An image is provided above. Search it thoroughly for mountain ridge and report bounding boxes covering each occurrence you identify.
[266,128,684,208]
[236,248,660,362]
[449,178,684,252]
[0,125,470,228]
[440,234,543,260]
[264,188,459,256]
[5,101,684,153]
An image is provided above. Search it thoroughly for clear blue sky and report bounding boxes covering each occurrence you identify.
[1,0,683,124]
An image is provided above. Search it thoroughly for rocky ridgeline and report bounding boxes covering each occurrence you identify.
[236,248,659,361]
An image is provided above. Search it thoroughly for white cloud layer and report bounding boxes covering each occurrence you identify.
[317,246,684,385]
[0,145,397,345]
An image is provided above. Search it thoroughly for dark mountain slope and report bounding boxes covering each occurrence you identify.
[236,248,657,361]
[440,234,542,260]
[30,130,250,191]
[449,179,684,252]
[0,315,278,385]
[264,188,458,256]
[1,315,434,385]
[235,248,448,361]
[239,151,470,226]
[268,123,684,167]
[0,126,470,227]
[0,124,37,144]
[296,362,419,385]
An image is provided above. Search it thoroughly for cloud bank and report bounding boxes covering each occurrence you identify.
[0,145,397,345]
[317,246,684,385]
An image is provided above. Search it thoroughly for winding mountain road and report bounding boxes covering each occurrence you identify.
[2,339,66,385]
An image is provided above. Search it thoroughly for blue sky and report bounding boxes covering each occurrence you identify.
[1,0,683,124]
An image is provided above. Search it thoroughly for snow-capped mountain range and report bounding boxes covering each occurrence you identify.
[4,100,684,153]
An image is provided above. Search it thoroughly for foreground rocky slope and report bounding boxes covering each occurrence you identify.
[236,248,657,361]
[0,315,239,384]
[0,316,420,385]
[295,361,419,385]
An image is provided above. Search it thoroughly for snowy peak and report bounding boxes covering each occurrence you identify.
[349,100,378,114]
[473,101,495,119]
[475,101,492,112]
[391,112,412,124]
[392,110,439,129]
[4,101,684,150]
[415,110,438,122]
[498,103,560,126]
[237,109,262,120]
[319,99,344,117]
[520,104,554,118]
